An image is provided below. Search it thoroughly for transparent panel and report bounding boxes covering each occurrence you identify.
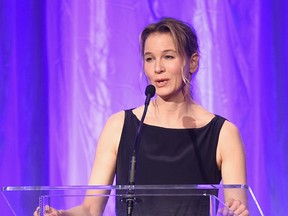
[1,185,264,216]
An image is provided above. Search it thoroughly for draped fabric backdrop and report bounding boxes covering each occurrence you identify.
[0,0,287,215]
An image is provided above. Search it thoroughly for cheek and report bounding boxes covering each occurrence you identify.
[169,64,184,77]
[144,64,153,75]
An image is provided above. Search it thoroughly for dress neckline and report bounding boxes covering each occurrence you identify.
[130,109,218,130]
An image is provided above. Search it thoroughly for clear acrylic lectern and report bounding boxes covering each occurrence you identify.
[1,184,264,215]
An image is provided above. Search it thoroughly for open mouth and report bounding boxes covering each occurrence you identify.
[155,78,169,87]
[156,78,168,83]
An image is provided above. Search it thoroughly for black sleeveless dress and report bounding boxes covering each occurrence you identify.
[115,109,225,215]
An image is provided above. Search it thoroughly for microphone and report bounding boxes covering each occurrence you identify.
[144,84,156,106]
[125,84,156,216]
[129,84,155,184]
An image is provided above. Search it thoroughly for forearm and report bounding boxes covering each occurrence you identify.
[60,196,108,216]
[59,205,93,216]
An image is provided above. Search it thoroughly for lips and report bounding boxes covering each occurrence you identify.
[155,78,169,87]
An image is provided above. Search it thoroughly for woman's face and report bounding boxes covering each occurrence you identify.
[143,32,190,101]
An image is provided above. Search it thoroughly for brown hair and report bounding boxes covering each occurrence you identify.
[140,17,199,59]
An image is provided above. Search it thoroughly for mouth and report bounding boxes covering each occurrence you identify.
[155,78,169,83]
[155,78,169,87]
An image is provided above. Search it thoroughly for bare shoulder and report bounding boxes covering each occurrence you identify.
[97,110,126,153]
[217,120,245,164]
[221,120,240,133]
[106,111,125,125]
[219,120,242,144]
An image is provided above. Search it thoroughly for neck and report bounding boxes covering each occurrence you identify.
[149,96,196,127]
[154,97,193,111]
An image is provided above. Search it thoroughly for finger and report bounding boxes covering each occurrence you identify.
[217,207,224,215]
[33,206,40,216]
[217,207,227,216]
[222,206,230,216]
[228,200,241,212]
[225,198,236,208]
[238,209,249,216]
[222,206,237,216]
[45,205,52,214]
[233,203,246,215]
[227,209,235,216]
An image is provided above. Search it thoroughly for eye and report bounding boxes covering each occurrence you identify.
[164,55,175,59]
[145,56,154,62]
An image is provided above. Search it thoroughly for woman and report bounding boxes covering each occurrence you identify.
[35,17,248,216]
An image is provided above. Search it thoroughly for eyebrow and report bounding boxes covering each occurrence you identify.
[144,49,177,56]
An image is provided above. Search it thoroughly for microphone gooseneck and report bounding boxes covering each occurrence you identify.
[125,84,156,216]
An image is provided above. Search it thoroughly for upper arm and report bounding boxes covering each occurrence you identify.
[217,121,247,204]
[218,120,247,184]
[88,111,125,185]
[82,111,125,214]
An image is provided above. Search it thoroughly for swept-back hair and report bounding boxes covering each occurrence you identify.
[140,17,199,59]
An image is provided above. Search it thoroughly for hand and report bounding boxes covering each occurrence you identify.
[33,205,62,216]
[217,198,249,216]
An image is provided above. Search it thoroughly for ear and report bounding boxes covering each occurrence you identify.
[189,53,199,74]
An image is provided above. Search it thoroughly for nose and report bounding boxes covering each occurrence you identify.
[154,60,165,74]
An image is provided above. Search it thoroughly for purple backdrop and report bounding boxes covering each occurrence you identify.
[0,0,287,215]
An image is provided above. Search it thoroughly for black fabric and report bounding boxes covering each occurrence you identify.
[115,109,225,215]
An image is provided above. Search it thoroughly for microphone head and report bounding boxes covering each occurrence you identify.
[145,85,156,97]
